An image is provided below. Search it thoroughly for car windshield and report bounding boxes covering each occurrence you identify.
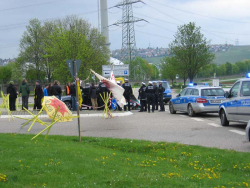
[201,88,224,96]
[161,82,170,89]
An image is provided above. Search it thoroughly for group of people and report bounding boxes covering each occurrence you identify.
[6,78,62,111]
[5,77,165,113]
[66,81,110,111]
[138,81,165,113]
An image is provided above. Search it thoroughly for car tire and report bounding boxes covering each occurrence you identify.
[169,102,176,114]
[188,104,195,117]
[220,109,229,126]
[64,101,72,110]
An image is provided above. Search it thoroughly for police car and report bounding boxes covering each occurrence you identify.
[151,80,172,103]
[169,84,225,117]
[219,73,250,126]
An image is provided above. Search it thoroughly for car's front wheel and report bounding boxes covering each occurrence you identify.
[220,109,229,126]
[64,101,72,110]
[169,102,176,114]
[188,104,195,117]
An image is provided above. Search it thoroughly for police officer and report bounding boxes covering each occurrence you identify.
[153,82,159,111]
[158,81,165,112]
[122,78,132,111]
[83,83,91,110]
[146,81,156,113]
[97,81,109,110]
[138,82,147,112]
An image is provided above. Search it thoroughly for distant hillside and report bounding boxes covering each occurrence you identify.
[142,45,250,65]
[213,45,250,65]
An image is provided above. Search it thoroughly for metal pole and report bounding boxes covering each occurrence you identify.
[74,60,81,142]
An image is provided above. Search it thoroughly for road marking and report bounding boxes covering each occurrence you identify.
[229,130,246,136]
[190,118,204,122]
[178,115,186,118]
[207,123,221,127]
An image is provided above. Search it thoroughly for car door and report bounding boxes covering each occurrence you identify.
[226,82,240,121]
[238,81,250,122]
[173,89,187,111]
[180,88,192,111]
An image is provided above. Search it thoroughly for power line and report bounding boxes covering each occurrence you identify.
[0,10,99,31]
[136,30,174,40]
[135,13,250,36]
[146,0,250,24]
[134,12,179,26]
[145,3,185,24]
[0,0,68,12]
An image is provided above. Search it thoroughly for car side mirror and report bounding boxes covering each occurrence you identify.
[176,94,180,97]
[224,92,230,98]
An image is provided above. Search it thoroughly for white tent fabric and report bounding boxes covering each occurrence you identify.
[90,69,126,107]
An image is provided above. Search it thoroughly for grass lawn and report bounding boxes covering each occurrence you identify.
[0,134,250,188]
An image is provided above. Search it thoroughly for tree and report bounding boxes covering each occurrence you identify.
[125,57,153,80]
[43,16,110,84]
[19,19,44,80]
[0,66,12,83]
[235,61,247,74]
[169,22,215,83]
[225,62,232,75]
[160,57,178,85]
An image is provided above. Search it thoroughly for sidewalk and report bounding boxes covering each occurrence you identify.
[0,109,133,118]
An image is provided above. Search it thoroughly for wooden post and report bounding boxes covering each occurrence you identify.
[74,60,81,142]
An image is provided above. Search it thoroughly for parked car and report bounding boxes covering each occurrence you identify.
[169,85,225,117]
[219,73,250,126]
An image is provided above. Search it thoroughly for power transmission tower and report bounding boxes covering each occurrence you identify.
[110,0,147,79]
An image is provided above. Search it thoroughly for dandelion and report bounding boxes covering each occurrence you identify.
[113,153,116,155]
[18,160,21,163]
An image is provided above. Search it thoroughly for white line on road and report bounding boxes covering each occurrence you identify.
[190,118,204,122]
[229,130,246,135]
[207,123,221,127]
[178,115,186,118]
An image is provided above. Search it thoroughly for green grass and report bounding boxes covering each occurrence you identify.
[143,56,164,64]
[214,46,250,65]
[1,134,250,188]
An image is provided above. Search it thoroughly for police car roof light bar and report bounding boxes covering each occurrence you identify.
[246,72,250,78]
[188,82,194,87]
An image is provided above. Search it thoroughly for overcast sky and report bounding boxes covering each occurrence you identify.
[1,0,250,59]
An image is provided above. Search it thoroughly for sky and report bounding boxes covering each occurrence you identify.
[1,0,250,59]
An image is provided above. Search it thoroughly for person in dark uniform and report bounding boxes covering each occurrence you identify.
[97,81,109,110]
[153,82,159,111]
[33,80,44,110]
[83,83,91,110]
[138,82,147,112]
[52,80,62,99]
[122,78,132,111]
[7,81,17,111]
[145,81,156,113]
[158,81,165,112]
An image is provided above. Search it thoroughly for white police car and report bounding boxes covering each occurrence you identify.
[169,83,225,117]
[219,73,250,126]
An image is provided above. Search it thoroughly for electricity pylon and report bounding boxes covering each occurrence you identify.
[111,0,147,79]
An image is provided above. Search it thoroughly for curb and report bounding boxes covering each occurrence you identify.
[0,111,133,119]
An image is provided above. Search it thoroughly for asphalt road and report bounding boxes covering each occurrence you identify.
[0,106,249,152]
[0,88,249,152]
